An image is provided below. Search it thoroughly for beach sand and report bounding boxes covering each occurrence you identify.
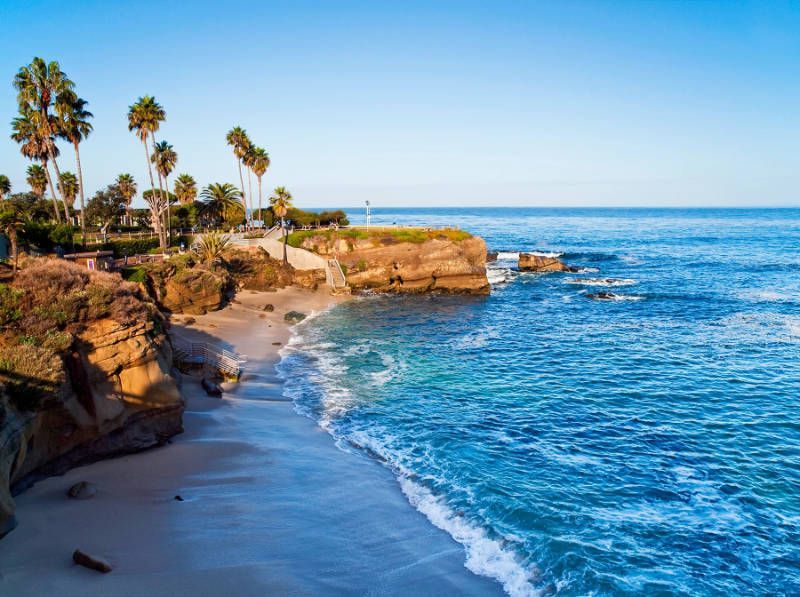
[0,287,502,596]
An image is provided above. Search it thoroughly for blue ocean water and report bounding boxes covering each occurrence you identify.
[278,208,800,596]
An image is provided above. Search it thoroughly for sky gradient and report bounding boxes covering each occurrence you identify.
[1,0,799,208]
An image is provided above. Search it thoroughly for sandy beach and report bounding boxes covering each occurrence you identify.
[0,286,502,596]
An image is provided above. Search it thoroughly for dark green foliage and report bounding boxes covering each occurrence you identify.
[286,208,349,227]
[85,184,126,228]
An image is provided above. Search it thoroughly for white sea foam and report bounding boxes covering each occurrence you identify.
[369,352,408,387]
[564,278,637,287]
[399,476,539,597]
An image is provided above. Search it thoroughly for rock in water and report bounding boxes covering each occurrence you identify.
[518,253,575,272]
[587,292,618,300]
[66,481,97,500]
[201,377,223,397]
[72,549,112,573]
[284,311,307,323]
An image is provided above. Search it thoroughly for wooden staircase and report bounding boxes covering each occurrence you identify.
[326,258,350,294]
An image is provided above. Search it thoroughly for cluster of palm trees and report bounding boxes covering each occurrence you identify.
[9,57,93,241]
[2,56,299,262]
[225,126,270,228]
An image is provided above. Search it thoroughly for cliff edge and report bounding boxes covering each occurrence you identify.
[0,259,183,537]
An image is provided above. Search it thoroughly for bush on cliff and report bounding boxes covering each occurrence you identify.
[0,259,159,410]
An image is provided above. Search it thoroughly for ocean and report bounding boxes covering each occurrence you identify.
[277,208,800,596]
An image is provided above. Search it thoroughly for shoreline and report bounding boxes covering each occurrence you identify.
[0,286,502,596]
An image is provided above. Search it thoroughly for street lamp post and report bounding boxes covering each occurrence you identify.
[365,200,371,230]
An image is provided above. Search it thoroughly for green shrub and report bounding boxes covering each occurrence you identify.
[0,284,23,326]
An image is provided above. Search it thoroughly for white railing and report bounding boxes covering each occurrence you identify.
[326,258,349,291]
[173,341,246,378]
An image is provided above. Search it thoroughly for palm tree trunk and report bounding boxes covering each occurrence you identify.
[236,157,247,228]
[10,231,18,273]
[163,174,171,245]
[282,217,288,265]
[142,138,165,250]
[48,151,71,222]
[247,168,253,230]
[74,141,87,244]
[257,176,263,228]
[42,161,62,223]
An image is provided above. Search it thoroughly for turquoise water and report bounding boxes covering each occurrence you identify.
[278,208,800,596]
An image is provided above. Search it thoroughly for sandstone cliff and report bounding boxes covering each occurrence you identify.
[0,259,183,537]
[293,230,490,294]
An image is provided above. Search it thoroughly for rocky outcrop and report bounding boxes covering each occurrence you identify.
[0,259,183,538]
[344,237,489,294]
[518,253,575,272]
[295,232,490,294]
[140,260,231,315]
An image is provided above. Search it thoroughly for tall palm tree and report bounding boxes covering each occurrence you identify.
[0,176,10,201]
[174,174,197,205]
[26,164,48,198]
[116,173,137,218]
[250,147,270,224]
[128,96,166,250]
[243,146,259,228]
[226,126,250,225]
[60,171,79,209]
[270,186,293,265]
[56,91,92,240]
[200,183,242,226]
[151,140,177,240]
[13,57,74,219]
[11,107,62,221]
[0,202,25,272]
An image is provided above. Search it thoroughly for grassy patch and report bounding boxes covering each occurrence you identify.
[287,227,472,248]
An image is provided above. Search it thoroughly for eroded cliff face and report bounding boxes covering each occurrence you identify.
[0,259,183,537]
[298,234,490,294]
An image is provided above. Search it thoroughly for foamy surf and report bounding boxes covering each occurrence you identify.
[565,278,637,287]
[399,477,539,597]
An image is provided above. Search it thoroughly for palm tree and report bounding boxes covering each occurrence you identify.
[243,146,257,228]
[151,140,177,240]
[174,174,197,205]
[226,126,250,225]
[0,176,10,201]
[56,91,92,240]
[0,203,25,272]
[26,164,47,198]
[194,232,232,265]
[116,173,137,218]
[200,183,242,226]
[60,171,79,209]
[270,186,293,264]
[128,96,166,250]
[11,107,62,221]
[13,57,74,220]
[250,147,270,225]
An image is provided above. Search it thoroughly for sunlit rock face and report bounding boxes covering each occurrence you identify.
[0,259,183,537]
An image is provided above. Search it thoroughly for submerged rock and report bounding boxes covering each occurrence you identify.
[73,549,112,573]
[66,481,97,500]
[518,253,575,272]
[284,311,307,323]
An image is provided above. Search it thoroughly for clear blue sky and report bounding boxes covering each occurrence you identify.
[1,0,799,208]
